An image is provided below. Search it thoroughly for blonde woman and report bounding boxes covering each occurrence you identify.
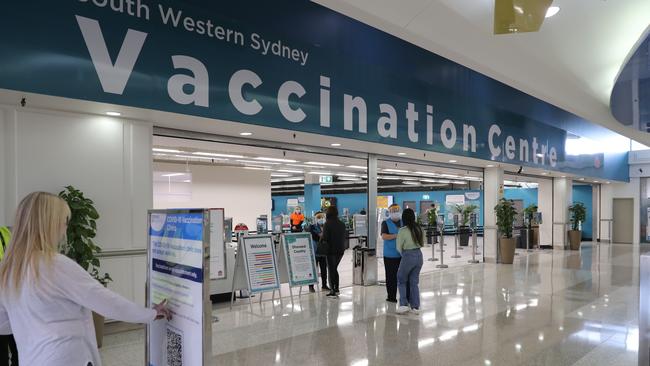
[0,192,171,366]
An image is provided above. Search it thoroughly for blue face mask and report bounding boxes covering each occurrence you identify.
[390,212,401,221]
[317,219,325,225]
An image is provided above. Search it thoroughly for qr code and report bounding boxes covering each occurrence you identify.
[166,328,183,366]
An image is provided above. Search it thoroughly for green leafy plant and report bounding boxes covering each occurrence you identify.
[495,198,517,238]
[568,202,587,231]
[59,186,112,286]
[427,206,438,227]
[524,204,538,228]
[452,204,479,227]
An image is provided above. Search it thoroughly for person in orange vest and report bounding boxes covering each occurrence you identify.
[290,207,305,233]
[0,226,18,366]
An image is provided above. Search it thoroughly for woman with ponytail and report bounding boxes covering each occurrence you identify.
[395,208,424,314]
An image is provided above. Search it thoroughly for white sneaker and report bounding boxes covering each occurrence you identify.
[396,306,410,314]
[411,308,420,315]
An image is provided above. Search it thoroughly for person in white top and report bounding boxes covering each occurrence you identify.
[0,192,171,366]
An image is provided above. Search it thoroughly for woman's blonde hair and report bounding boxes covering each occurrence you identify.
[0,192,71,291]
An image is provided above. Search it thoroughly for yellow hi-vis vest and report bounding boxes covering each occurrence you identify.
[0,227,10,260]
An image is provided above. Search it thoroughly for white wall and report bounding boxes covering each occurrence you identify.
[154,162,272,230]
[0,106,153,305]
[537,179,553,246]
[601,178,640,244]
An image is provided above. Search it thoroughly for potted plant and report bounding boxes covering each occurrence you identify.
[426,206,438,244]
[453,204,478,246]
[568,202,586,250]
[59,186,112,348]
[495,198,517,264]
[523,204,539,248]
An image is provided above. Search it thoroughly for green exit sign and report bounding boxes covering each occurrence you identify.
[319,175,333,184]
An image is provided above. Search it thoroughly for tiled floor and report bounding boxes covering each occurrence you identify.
[101,242,642,365]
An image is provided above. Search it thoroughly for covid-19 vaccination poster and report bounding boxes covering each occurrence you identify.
[148,210,207,366]
[283,234,318,287]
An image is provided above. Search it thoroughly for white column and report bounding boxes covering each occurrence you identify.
[537,179,553,246]
[553,177,573,249]
[367,154,378,250]
[484,166,504,262]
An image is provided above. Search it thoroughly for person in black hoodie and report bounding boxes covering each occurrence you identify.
[321,206,347,298]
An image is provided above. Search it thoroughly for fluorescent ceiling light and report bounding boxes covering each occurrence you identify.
[307,171,332,175]
[347,165,368,170]
[403,181,420,185]
[331,143,341,147]
[383,169,408,173]
[415,171,438,176]
[277,169,303,173]
[440,174,460,178]
[449,160,457,163]
[237,160,280,165]
[338,177,362,181]
[380,176,402,180]
[420,179,439,183]
[106,111,121,116]
[402,177,418,181]
[486,164,494,168]
[305,161,341,167]
[286,163,315,168]
[255,157,297,163]
[282,177,304,182]
[545,6,560,18]
[161,173,185,177]
[239,132,253,136]
[153,148,183,153]
[193,152,244,158]
[271,173,291,177]
[397,152,407,156]
[452,180,467,184]
[244,166,270,171]
[174,154,228,161]
[336,173,358,177]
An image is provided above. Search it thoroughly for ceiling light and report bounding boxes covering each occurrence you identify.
[174,154,228,161]
[452,180,467,184]
[271,173,291,177]
[383,169,408,173]
[161,173,185,177]
[307,171,332,175]
[415,171,438,176]
[305,161,341,167]
[182,180,191,183]
[397,152,407,156]
[254,157,297,163]
[381,176,402,180]
[579,178,585,181]
[561,176,566,178]
[420,179,439,183]
[338,177,362,181]
[403,181,420,185]
[153,148,183,153]
[106,111,121,116]
[486,164,494,168]
[277,169,303,174]
[449,160,457,163]
[330,143,341,147]
[541,172,548,175]
[239,132,253,136]
[347,165,368,170]
[193,152,244,159]
[594,180,599,183]
[545,6,560,18]
[244,166,270,171]
[236,160,280,165]
[336,173,358,177]
[280,177,304,182]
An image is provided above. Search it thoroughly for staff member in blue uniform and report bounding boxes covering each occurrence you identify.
[0,226,17,366]
[381,204,408,303]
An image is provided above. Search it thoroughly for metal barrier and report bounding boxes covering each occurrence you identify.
[599,219,613,244]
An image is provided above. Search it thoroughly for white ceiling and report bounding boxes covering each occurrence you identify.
[314,0,650,145]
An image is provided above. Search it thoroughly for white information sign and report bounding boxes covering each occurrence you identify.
[242,235,280,293]
[445,194,465,207]
[147,209,210,366]
[282,233,318,286]
[209,209,226,280]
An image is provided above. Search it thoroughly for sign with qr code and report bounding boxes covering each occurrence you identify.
[147,209,211,366]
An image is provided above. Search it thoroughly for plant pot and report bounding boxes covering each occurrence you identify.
[459,227,470,246]
[499,237,516,264]
[568,230,582,250]
[92,311,105,348]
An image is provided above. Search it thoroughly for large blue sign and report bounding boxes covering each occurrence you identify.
[0,1,627,180]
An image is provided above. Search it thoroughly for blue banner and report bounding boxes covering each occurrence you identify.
[0,1,627,180]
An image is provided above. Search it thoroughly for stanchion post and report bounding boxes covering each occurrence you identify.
[468,213,479,264]
[436,216,448,269]
[428,228,438,262]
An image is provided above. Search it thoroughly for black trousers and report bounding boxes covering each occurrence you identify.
[315,256,328,287]
[326,254,343,292]
[384,257,409,301]
[0,334,18,366]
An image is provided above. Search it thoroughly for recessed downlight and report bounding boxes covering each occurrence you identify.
[106,111,121,116]
[449,160,457,163]
[331,143,341,147]
[545,6,560,18]
[397,152,407,156]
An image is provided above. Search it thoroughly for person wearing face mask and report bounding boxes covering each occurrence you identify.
[290,207,305,233]
[381,204,408,303]
[308,212,329,293]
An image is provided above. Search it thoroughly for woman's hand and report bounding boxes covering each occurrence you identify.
[153,299,172,321]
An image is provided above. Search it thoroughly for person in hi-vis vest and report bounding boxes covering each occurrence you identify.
[0,227,18,366]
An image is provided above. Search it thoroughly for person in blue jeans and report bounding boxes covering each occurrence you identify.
[395,208,424,314]
[381,204,408,303]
